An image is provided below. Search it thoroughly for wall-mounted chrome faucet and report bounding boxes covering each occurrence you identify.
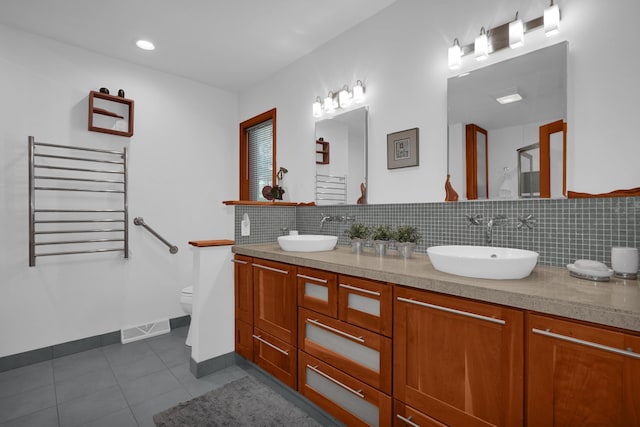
[320,214,355,230]
[486,215,508,244]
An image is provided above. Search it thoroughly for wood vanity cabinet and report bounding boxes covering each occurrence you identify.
[394,286,524,427]
[233,255,253,361]
[297,266,338,318]
[298,273,393,426]
[251,258,298,388]
[527,313,640,426]
[338,275,393,337]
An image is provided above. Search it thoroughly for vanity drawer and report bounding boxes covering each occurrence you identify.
[338,275,393,337]
[299,307,392,394]
[253,328,297,389]
[297,266,338,318]
[299,351,392,427]
[235,319,253,361]
[394,400,448,427]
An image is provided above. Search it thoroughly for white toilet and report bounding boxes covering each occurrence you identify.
[180,285,193,346]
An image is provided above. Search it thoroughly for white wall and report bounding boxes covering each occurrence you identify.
[239,0,640,203]
[0,24,237,357]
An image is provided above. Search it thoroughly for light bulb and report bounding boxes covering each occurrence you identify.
[448,39,462,70]
[475,28,488,61]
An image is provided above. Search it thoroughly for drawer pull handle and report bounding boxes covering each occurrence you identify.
[297,273,328,283]
[532,328,640,359]
[252,263,289,275]
[231,259,248,264]
[397,297,506,325]
[307,364,365,399]
[252,335,289,355]
[339,283,380,296]
[396,414,421,427]
[307,318,365,343]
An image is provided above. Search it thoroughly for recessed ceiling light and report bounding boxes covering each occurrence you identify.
[496,93,523,104]
[136,40,155,51]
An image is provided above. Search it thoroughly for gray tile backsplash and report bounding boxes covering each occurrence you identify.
[234,197,640,268]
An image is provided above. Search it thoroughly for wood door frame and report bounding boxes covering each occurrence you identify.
[239,108,276,200]
[539,119,567,198]
[465,124,488,200]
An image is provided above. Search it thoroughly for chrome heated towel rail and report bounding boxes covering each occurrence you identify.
[133,217,178,254]
[28,136,128,266]
[315,174,347,205]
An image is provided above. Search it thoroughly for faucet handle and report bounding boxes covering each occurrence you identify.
[465,214,483,226]
[517,214,537,229]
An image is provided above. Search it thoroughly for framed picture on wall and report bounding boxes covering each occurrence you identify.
[387,127,419,169]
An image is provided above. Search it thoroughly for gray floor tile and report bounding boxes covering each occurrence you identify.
[179,365,249,398]
[101,340,154,367]
[0,384,56,424]
[110,352,166,384]
[145,331,187,354]
[129,388,191,427]
[0,405,58,427]
[0,361,54,399]
[57,386,128,427]
[119,369,184,406]
[55,368,117,404]
[77,408,137,427]
[153,343,191,368]
[52,349,110,384]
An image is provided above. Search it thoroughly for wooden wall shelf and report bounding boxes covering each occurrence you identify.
[316,139,329,165]
[88,90,134,137]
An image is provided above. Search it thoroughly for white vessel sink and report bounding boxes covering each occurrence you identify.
[427,245,539,280]
[277,234,338,252]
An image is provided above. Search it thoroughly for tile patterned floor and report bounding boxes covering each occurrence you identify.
[0,327,249,427]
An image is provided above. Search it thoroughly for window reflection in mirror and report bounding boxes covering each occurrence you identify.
[448,42,567,200]
[314,107,368,205]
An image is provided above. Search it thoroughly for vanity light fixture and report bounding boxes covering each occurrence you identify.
[448,3,560,70]
[324,91,336,113]
[474,27,489,61]
[312,80,365,118]
[338,85,352,108]
[352,80,365,103]
[544,0,560,37]
[509,12,524,48]
[448,38,462,70]
[136,40,155,51]
[313,97,323,118]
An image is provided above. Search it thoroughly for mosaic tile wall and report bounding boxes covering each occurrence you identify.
[235,197,640,268]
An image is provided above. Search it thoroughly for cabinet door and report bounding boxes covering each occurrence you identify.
[253,259,296,344]
[394,287,523,427]
[298,351,392,427]
[299,307,392,394]
[338,275,393,337]
[253,328,297,389]
[235,319,253,361]
[233,255,253,324]
[527,313,640,426]
[297,267,338,318]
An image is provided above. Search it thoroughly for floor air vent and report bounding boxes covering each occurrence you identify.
[121,318,170,344]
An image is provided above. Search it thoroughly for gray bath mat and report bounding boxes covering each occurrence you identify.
[153,375,322,426]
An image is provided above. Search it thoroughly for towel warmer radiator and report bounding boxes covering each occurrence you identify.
[315,174,347,205]
[28,136,128,266]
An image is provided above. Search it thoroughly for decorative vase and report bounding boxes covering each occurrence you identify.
[373,240,388,256]
[397,242,416,259]
[351,238,365,254]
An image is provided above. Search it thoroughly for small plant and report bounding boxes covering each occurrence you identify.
[371,224,393,241]
[394,225,421,243]
[348,223,370,240]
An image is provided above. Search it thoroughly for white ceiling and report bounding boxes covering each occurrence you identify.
[0,0,397,92]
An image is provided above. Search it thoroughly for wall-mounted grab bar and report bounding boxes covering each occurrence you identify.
[133,217,178,254]
[28,136,129,266]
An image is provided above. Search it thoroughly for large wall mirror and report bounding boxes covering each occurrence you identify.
[448,42,568,200]
[314,106,368,205]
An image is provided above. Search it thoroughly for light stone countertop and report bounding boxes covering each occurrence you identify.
[233,243,640,333]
